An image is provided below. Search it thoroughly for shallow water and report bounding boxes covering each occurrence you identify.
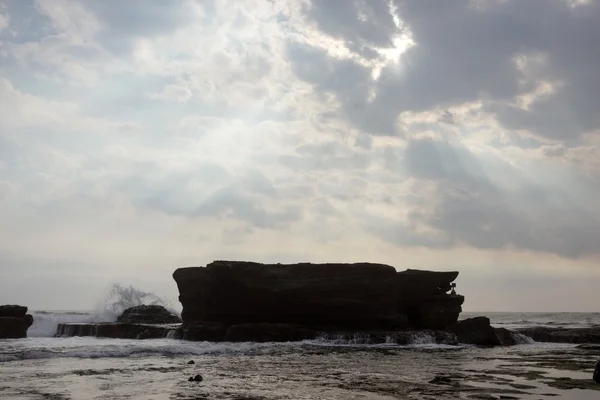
[3,311,600,399]
[1,337,599,399]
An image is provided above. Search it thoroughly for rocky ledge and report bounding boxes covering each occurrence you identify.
[516,326,600,344]
[0,305,34,338]
[451,316,533,346]
[56,305,182,340]
[117,304,182,324]
[56,322,182,339]
[173,260,465,342]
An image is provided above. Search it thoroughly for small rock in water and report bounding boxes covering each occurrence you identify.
[187,360,195,365]
[429,375,453,385]
[188,374,203,382]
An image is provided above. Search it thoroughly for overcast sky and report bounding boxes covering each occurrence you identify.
[1,0,600,312]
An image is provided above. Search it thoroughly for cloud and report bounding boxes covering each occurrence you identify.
[149,84,192,102]
[295,0,600,142]
[1,0,600,310]
[0,12,9,33]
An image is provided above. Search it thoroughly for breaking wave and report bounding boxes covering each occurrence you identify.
[95,284,177,322]
[28,284,176,337]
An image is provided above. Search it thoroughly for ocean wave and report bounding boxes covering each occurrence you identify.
[28,284,179,337]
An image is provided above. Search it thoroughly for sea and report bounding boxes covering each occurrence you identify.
[2,297,600,399]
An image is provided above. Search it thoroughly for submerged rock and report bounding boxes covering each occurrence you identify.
[173,261,464,340]
[451,317,501,346]
[0,305,34,338]
[188,374,203,382]
[117,305,181,324]
[318,330,458,345]
[429,375,454,385]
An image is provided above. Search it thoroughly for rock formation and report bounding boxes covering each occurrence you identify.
[516,326,600,344]
[0,305,34,338]
[117,305,181,324]
[55,304,182,339]
[55,322,181,339]
[451,316,501,346]
[173,260,464,342]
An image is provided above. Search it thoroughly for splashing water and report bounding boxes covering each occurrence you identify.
[96,284,175,321]
[29,284,178,337]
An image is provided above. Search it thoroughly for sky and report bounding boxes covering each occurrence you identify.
[1,0,600,312]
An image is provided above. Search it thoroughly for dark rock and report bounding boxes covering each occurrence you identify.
[188,374,203,382]
[451,317,501,346]
[0,305,28,318]
[187,360,195,365]
[494,327,518,346]
[429,375,453,385]
[0,317,28,339]
[412,295,464,330]
[181,323,227,341]
[117,305,181,324]
[225,323,316,342]
[517,326,600,344]
[0,305,34,338]
[24,314,34,328]
[55,323,181,339]
[173,261,463,336]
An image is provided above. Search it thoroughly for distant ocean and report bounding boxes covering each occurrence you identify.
[2,297,600,399]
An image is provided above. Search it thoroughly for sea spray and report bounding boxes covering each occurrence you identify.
[29,284,178,337]
[96,283,177,322]
[29,311,93,337]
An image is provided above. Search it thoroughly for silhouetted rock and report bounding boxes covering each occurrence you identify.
[55,323,181,339]
[117,305,181,324]
[0,305,34,338]
[225,323,316,342]
[173,261,464,342]
[181,323,227,342]
[451,317,501,346]
[517,326,600,344]
[188,374,203,382]
[494,327,519,346]
[187,360,195,365]
[0,305,28,318]
[429,375,453,385]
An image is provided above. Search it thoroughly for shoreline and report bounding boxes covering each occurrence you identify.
[1,337,599,399]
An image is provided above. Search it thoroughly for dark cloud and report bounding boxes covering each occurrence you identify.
[84,0,206,56]
[306,0,399,59]
[290,0,600,257]
[297,0,600,140]
[286,42,397,135]
[369,137,600,258]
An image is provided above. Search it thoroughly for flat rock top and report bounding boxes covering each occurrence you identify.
[0,305,28,318]
[174,261,398,280]
[173,262,459,289]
